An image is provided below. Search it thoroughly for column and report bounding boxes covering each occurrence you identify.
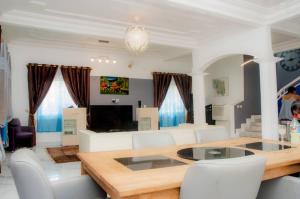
[192,50,206,125]
[257,57,280,140]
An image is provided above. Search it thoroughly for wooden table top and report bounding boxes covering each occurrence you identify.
[78,137,300,199]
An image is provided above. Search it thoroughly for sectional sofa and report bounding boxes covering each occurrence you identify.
[79,125,228,152]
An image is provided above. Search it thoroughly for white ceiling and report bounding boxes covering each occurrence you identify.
[3,24,192,61]
[271,31,297,44]
[242,0,294,8]
[0,0,299,51]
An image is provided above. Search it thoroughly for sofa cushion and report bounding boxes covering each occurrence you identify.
[168,129,196,145]
[16,132,33,139]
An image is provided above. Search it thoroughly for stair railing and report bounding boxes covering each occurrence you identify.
[277,76,300,100]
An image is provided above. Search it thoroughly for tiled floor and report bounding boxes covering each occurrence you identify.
[0,146,81,199]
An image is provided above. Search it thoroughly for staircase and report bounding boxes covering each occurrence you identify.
[237,115,262,138]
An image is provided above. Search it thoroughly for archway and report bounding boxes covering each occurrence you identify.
[191,27,279,140]
[202,54,261,138]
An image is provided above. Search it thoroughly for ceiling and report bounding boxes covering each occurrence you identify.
[3,24,192,61]
[0,0,299,51]
[242,0,294,8]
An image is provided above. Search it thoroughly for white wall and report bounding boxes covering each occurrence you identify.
[9,42,192,126]
[204,55,244,106]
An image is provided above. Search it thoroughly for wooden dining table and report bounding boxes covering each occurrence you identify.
[77,137,300,199]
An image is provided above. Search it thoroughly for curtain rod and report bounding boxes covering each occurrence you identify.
[152,72,191,76]
[27,63,92,70]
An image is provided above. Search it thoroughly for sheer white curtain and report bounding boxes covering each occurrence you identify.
[37,70,76,132]
[159,78,186,127]
[0,43,11,146]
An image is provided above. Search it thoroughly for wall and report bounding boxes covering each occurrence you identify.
[90,77,153,120]
[204,55,244,105]
[8,42,191,125]
[235,56,261,129]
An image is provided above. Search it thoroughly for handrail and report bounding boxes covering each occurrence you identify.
[277,76,300,100]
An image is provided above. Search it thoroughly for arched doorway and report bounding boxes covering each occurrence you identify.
[202,54,261,138]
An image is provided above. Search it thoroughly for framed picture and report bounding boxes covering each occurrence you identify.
[212,77,229,96]
[100,76,129,95]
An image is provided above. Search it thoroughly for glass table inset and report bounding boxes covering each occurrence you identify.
[177,147,254,161]
[237,142,293,151]
[115,155,186,171]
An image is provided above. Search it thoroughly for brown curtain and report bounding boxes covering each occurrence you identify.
[27,63,58,143]
[153,72,172,109]
[61,66,91,128]
[173,74,192,123]
[0,25,2,43]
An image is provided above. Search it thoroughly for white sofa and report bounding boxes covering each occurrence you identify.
[79,125,228,152]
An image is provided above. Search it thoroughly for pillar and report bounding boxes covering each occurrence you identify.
[257,57,280,140]
[192,49,206,125]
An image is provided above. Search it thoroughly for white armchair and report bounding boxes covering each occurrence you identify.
[257,176,300,199]
[10,148,107,199]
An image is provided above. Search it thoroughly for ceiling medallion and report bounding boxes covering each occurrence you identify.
[125,25,149,53]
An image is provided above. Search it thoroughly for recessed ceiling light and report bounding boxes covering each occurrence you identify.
[105,59,110,63]
[98,59,102,63]
[90,58,95,62]
[113,60,117,64]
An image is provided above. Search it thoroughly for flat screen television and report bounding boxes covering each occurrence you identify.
[89,105,134,132]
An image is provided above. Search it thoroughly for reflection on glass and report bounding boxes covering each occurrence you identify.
[177,147,254,161]
[115,155,186,171]
[237,142,292,151]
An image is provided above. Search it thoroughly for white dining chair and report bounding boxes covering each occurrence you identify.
[258,176,300,199]
[195,128,229,143]
[10,148,107,199]
[132,132,175,149]
[181,155,266,199]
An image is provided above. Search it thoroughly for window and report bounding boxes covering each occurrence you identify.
[159,78,186,127]
[37,71,76,133]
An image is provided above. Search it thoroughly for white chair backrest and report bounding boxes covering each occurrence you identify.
[195,128,229,143]
[132,132,176,150]
[181,155,266,199]
[10,149,55,199]
[0,135,5,161]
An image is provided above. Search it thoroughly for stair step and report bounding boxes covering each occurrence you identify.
[239,131,262,138]
[251,115,261,120]
[237,115,262,136]
[245,126,261,132]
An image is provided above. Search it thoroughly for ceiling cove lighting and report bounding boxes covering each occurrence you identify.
[90,57,117,64]
[240,57,258,67]
[125,25,149,53]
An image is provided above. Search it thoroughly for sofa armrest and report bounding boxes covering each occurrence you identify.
[51,175,107,199]
[257,176,300,199]
[21,126,35,133]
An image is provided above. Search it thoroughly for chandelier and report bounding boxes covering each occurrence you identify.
[125,25,149,53]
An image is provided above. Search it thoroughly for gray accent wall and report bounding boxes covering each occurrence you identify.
[275,48,300,90]
[234,59,261,129]
[90,77,153,120]
[276,64,300,90]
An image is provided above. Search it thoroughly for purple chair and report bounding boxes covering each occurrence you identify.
[8,118,35,151]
